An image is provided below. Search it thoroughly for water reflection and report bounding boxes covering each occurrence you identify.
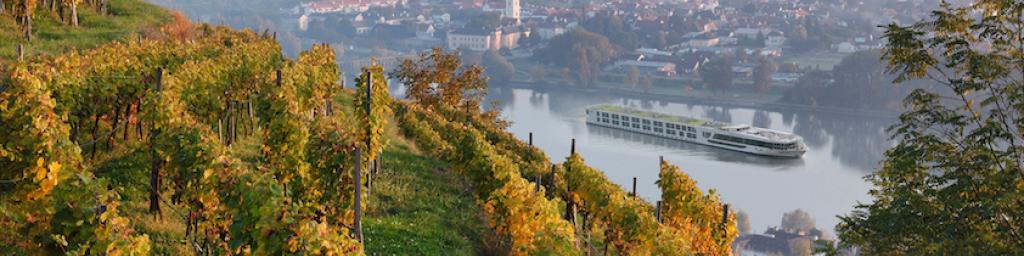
[587,125,806,168]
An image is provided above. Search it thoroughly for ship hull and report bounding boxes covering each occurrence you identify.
[586,109,806,158]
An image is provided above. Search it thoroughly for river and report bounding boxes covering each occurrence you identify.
[481,85,892,236]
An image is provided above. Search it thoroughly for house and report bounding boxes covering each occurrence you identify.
[772,73,803,83]
[303,0,399,14]
[683,32,720,48]
[765,31,785,47]
[835,42,856,53]
[448,27,500,51]
[676,51,714,74]
[635,48,673,57]
[447,26,530,51]
[732,28,775,39]
[612,60,677,76]
[733,228,827,256]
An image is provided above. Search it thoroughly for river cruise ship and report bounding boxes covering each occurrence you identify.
[586,105,807,157]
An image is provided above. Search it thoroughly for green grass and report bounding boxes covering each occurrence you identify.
[0,0,171,60]
[363,144,486,255]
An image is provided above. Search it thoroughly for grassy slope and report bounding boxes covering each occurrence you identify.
[0,0,171,60]
[335,91,487,255]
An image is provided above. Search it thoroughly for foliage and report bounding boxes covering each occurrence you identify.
[353,62,392,162]
[535,28,617,86]
[736,210,751,234]
[837,1,1024,254]
[2,26,363,255]
[559,154,688,255]
[657,160,738,255]
[395,102,579,255]
[580,13,641,51]
[781,209,815,233]
[700,57,733,93]
[754,57,777,93]
[481,49,515,82]
[392,48,487,110]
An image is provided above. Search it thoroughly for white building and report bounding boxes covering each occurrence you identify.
[448,27,529,51]
[298,14,310,31]
[505,0,521,21]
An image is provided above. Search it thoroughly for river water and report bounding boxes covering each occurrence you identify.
[481,85,892,235]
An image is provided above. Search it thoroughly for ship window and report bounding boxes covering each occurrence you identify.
[703,132,711,138]
[642,120,650,125]
[601,118,609,123]
[687,133,697,139]
[611,115,619,120]
[643,126,651,131]
[631,117,639,122]
[632,123,640,128]
[654,121,663,127]
[666,129,675,135]
[612,121,620,125]
[654,128,663,133]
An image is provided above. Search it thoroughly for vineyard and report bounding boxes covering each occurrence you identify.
[1,22,738,255]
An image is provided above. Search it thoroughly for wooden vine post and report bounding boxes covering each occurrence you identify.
[565,138,577,226]
[17,44,24,61]
[149,68,164,218]
[656,201,662,223]
[722,204,730,227]
[353,148,364,242]
[364,70,374,194]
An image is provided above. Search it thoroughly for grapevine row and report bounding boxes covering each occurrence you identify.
[395,102,580,255]
[1,26,366,254]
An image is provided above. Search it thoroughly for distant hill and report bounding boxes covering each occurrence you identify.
[0,0,171,61]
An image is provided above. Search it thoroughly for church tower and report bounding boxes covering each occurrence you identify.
[504,0,521,21]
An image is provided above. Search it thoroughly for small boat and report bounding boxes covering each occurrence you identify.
[586,105,807,157]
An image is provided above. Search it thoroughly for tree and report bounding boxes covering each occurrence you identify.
[571,44,593,86]
[700,58,733,94]
[781,209,815,233]
[640,76,652,93]
[626,66,640,88]
[391,48,488,110]
[830,50,890,108]
[535,28,618,73]
[753,57,778,94]
[580,13,641,50]
[466,12,500,30]
[736,210,752,234]
[481,49,515,82]
[837,2,1024,254]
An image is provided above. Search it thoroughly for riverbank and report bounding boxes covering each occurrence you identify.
[497,80,900,119]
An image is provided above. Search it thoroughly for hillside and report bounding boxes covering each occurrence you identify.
[0,15,737,256]
[0,0,171,60]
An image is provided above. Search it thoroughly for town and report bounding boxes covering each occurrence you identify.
[235,0,943,114]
